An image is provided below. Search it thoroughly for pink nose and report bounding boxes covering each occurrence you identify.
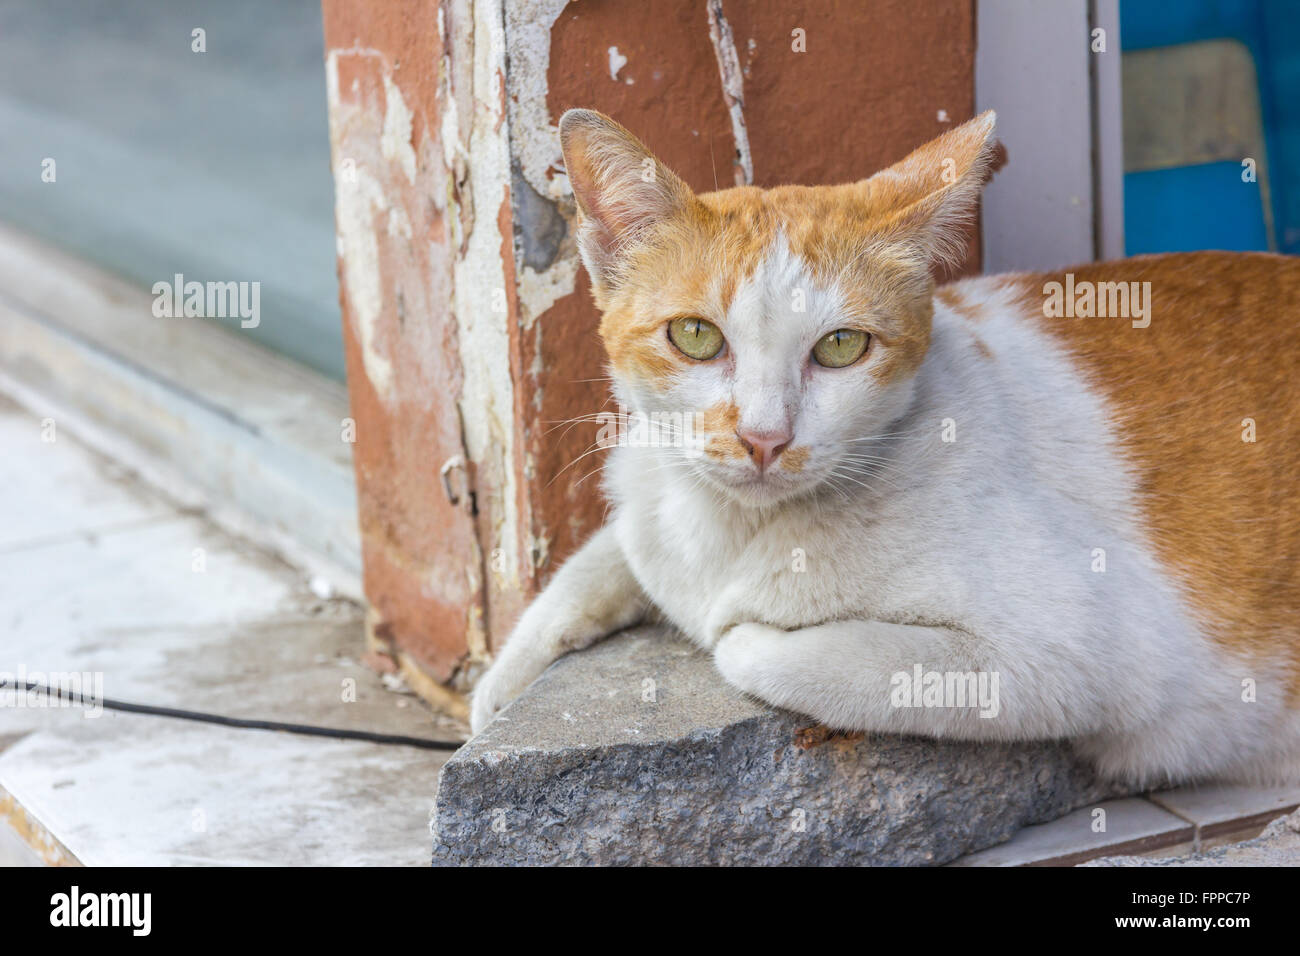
[736,428,792,472]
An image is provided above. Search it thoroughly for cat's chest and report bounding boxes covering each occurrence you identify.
[611,472,903,647]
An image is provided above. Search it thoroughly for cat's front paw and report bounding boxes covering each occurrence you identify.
[469,654,534,734]
[713,622,788,698]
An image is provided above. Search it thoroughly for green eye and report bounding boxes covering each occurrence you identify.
[812,329,870,368]
[667,317,725,361]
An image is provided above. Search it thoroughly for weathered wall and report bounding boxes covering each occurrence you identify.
[322,0,494,710]
[322,0,978,708]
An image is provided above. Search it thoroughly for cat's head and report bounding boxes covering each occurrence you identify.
[560,108,998,508]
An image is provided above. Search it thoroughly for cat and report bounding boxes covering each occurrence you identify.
[470,107,1300,788]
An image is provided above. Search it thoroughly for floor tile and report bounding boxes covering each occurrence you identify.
[951,797,1193,866]
[1148,782,1300,838]
[0,709,446,866]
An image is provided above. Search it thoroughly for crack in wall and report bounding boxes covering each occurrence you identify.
[706,0,754,186]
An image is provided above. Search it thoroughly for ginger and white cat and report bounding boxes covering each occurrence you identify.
[470,108,1300,788]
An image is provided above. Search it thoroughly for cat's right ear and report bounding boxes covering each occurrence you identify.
[860,110,1000,274]
[559,109,694,301]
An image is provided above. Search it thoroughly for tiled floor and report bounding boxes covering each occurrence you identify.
[952,784,1300,866]
[0,393,463,865]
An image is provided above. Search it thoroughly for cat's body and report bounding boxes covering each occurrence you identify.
[470,110,1300,788]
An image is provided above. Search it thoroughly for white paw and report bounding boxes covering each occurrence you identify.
[469,655,533,734]
[712,622,786,697]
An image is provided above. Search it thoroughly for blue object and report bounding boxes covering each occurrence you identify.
[1124,162,1270,253]
[1121,0,1300,255]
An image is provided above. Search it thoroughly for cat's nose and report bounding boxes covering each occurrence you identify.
[736,428,792,472]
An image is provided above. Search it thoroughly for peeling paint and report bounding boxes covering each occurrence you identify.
[501,0,572,205]
[528,531,550,571]
[607,45,628,81]
[500,0,581,326]
[321,9,487,689]
[386,204,412,239]
[380,72,418,185]
[510,161,567,271]
[706,0,754,186]
[463,590,487,663]
[516,256,579,332]
[446,0,523,598]
[325,50,397,401]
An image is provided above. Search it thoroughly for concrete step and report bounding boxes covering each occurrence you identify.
[0,393,465,865]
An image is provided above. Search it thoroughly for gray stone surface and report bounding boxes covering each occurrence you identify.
[1086,808,1300,867]
[431,627,1130,865]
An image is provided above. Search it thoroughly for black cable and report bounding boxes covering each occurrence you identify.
[0,679,465,751]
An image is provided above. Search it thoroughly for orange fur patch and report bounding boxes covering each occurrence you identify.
[780,446,810,473]
[698,400,747,460]
[936,286,988,323]
[1004,252,1300,695]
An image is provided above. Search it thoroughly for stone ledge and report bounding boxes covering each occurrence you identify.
[431,627,1129,865]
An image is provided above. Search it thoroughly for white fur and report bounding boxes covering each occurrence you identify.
[471,243,1298,787]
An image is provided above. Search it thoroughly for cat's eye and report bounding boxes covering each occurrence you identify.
[812,329,870,368]
[667,316,725,361]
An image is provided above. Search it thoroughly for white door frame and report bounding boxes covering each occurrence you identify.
[976,0,1125,271]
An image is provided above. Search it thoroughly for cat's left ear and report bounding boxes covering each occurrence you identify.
[559,109,696,303]
[861,110,999,272]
